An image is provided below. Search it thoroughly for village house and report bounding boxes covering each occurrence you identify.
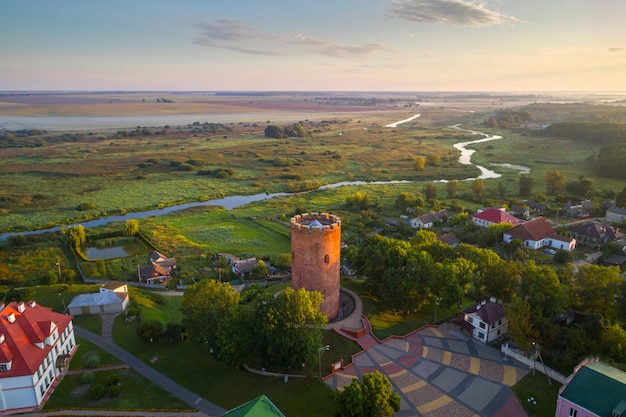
[437,232,460,247]
[452,299,508,344]
[67,281,129,315]
[0,301,76,414]
[138,250,176,283]
[606,206,626,224]
[570,222,623,249]
[471,207,520,228]
[409,209,450,229]
[556,358,626,417]
[503,217,576,251]
[564,200,595,219]
[218,253,259,279]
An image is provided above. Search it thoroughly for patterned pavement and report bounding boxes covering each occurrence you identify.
[325,322,529,417]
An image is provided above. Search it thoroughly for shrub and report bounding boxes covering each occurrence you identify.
[107,373,120,386]
[78,202,96,211]
[81,372,96,384]
[108,385,121,398]
[91,384,106,400]
[83,353,101,368]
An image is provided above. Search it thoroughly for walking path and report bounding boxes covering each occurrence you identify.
[324,316,529,417]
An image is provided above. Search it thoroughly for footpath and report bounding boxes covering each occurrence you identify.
[22,313,224,417]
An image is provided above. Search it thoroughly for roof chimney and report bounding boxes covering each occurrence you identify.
[28,300,36,308]
[7,313,15,324]
[17,302,25,313]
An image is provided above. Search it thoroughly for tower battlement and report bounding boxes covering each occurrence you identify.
[290,212,341,233]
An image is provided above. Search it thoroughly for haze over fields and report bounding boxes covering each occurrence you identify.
[1,0,625,92]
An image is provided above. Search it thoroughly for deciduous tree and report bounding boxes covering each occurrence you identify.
[334,371,400,417]
[544,169,566,194]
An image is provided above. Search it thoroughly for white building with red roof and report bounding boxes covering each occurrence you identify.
[471,207,520,228]
[503,217,576,251]
[0,301,76,414]
[459,299,508,344]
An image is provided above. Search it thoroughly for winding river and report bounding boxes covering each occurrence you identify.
[0,116,528,240]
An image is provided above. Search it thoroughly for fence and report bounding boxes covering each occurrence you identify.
[501,343,567,384]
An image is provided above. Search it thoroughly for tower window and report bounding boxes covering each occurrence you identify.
[324,254,329,264]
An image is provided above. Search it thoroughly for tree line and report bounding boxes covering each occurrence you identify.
[349,229,626,372]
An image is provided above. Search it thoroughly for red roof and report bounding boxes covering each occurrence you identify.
[506,217,573,243]
[0,301,73,378]
[472,208,520,225]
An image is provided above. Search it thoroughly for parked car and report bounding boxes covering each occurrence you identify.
[544,248,556,255]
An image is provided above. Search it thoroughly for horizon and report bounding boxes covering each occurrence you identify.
[2,1,625,92]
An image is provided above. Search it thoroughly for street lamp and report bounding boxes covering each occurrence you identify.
[318,344,330,383]
[55,259,62,282]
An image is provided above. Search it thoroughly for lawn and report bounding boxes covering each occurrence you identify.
[512,372,561,417]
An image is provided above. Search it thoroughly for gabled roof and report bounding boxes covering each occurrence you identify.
[560,361,626,417]
[234,258,257,274]
[0,301,72,378]
[505,217,573,243]
[68,291,126,308]
[221,395,286,417]
[570,222,607,239]
[437,232,459,246]
[101,281,127,291]
[463,301,505,324]
[416,213,437,224]
[607,206,626,215]
[472,208,520,225]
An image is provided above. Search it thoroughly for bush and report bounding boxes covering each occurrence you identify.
[107,373,120,386]
[83,353,101,368]
[80,372,96,384]
[91,383,106,400]
[108,385,121,398]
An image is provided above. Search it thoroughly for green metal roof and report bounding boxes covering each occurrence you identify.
[560,362,626,416]
[221,395,286,417]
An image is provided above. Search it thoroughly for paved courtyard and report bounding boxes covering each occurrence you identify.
[324,321,529,417]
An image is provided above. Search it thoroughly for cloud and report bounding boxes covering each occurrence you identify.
[194,20,389,58]
[608,48,624,52]
[387,0,519,27]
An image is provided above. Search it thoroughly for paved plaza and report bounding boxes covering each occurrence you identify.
[325,320,529,417]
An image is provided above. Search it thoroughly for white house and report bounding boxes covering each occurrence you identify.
[460,299,508,344]
[471,207,520,228]
[0,301,76,414]
[67,281,129,315]
[409,209,450,229]
[503,217,576,251]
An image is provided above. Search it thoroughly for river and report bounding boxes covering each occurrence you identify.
[0,117,529,240]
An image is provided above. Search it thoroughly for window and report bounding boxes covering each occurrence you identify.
[478,332,485,339]
[569,408,577,417]
[324,254,329,265]
[467,317,473,324]
[479,322,486,329]
[40,385,45,395]
[0,364,7,371]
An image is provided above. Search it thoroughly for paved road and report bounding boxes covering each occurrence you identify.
[73,327,225,417]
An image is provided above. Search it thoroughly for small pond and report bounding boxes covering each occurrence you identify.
[82,237,145,260]
[84,246,130,260]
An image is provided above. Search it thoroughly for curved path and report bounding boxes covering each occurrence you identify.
[72,324,224,417]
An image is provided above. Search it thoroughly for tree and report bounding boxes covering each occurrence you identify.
[497,181,507,198]
[505,298,539,353]
[616,186,626,208]
[68,225,86,249]
[520,261,567,319]
[426,153,441,167]
[424,182,438,199]
[334,371,400,417]
[544,169,566,194]
[216,304,254,367]
[346,191,370,210]
[251,260,269,280]
[254,287,327,368]
[264,125,283,138]
[181,279,239,347]
[272,253,292,271]
[123,219,140,236]
[518,175,533,196]
[446,180,459,197]
[395,191,418,209]
[414,156,425,171]
[570,264,623,319]
[136,319,164,342]
[471,178,485,200]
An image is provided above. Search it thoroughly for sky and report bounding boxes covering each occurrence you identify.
[1,0,625,92]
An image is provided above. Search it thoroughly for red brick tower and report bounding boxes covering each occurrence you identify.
[291,212,341,320]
